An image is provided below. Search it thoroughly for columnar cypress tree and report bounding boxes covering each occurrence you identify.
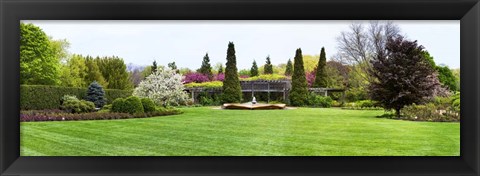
[264,56,274,74]
[152,60,157,74]
[222,42,242,103]
[313,47,328,88]
[289,48,309,106]
[85,81,106,108]
[218,65,224,74]
[250,60,259,77]
[198,53,213,79]
[285,59,293,76]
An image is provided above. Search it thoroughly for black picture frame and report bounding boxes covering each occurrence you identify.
[1,0,479,175]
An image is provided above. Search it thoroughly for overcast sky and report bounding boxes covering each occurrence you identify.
[23,20,460,69]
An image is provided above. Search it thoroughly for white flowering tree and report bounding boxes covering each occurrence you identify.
[133,68,190,106]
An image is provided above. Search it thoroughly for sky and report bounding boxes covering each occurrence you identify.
[23,20,460,70]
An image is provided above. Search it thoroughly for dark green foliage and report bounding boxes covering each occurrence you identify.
[218,64,224,74]
[313,47,328,88]
[112,98,127,113]
[60,95,95,113]
[141,98,156,112]
[20,23,60,85]
[250,60,259,77]
[198,53,213,79]
[123,96,145,114]
[95,56,132,90]
[422,51,458,92]
[289,48,309,106]
[436,65,458,92]
[368,37,440,116]
[306,93,333,108]
[197,92,222,106]
[85,81,106,108]
[20,85,132,110]
[285,59,293,76]
[168,62,177,70]
[152,60,158,74]
[222,42,242,103]
[264,56,273,74]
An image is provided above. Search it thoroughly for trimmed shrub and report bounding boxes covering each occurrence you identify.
[184,81,223,89]
[342,100,382,110]
[20,85,132,110]
[141,98,156,112]
[123,96,144,114]
[111,98,126,113]
[306,93,333,108]
[60,95,95,113]
[401,103,459,122]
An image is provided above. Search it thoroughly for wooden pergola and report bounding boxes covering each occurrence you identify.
[184,80,345,103]
[240,80,291,102]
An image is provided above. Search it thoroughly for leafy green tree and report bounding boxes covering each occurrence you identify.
[264,56,274,74]
[368,37,442,116]
[59,54,88,87]
[222,42,242,103]
[84,56,108,87]
[285,59,293,76]
[20,22,61,85]
[436,65,458,92]
[313,47,328,88]
[198,53,213,79]
[96,56,133,90]
[289,48,309,106]
[49,38,70,63]
[85,81,106,108]
[422,51,458,92]
[250,60,259,77]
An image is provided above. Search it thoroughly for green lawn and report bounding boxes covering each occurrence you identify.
[20,107,460,156]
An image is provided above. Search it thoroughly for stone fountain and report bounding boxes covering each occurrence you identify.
[221,96,286,110]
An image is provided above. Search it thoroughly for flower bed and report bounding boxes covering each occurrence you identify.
[20,108,182,122]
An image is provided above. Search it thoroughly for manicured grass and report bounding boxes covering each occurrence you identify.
[20,107,459,156]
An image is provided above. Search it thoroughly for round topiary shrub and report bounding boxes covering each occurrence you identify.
[141,98,156,112]
[111,98,126,113]
[123,96,144,114]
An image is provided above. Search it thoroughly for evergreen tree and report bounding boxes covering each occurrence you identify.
[264,56,274,74]
[85,81,106,108]
[167,61,179,73]
[198,53,213,79]
[285,59,293,76]
[95,56,133,90]
[222,42,242,103]
[218,65,224,74]
[84,56,108,88]
[368,36,442,116]
[289,48,309,106]
[313,47,328,88]
[152,60,157,73]
[250,60,259,77]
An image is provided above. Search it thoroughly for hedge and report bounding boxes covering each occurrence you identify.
[20,85,132,110]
